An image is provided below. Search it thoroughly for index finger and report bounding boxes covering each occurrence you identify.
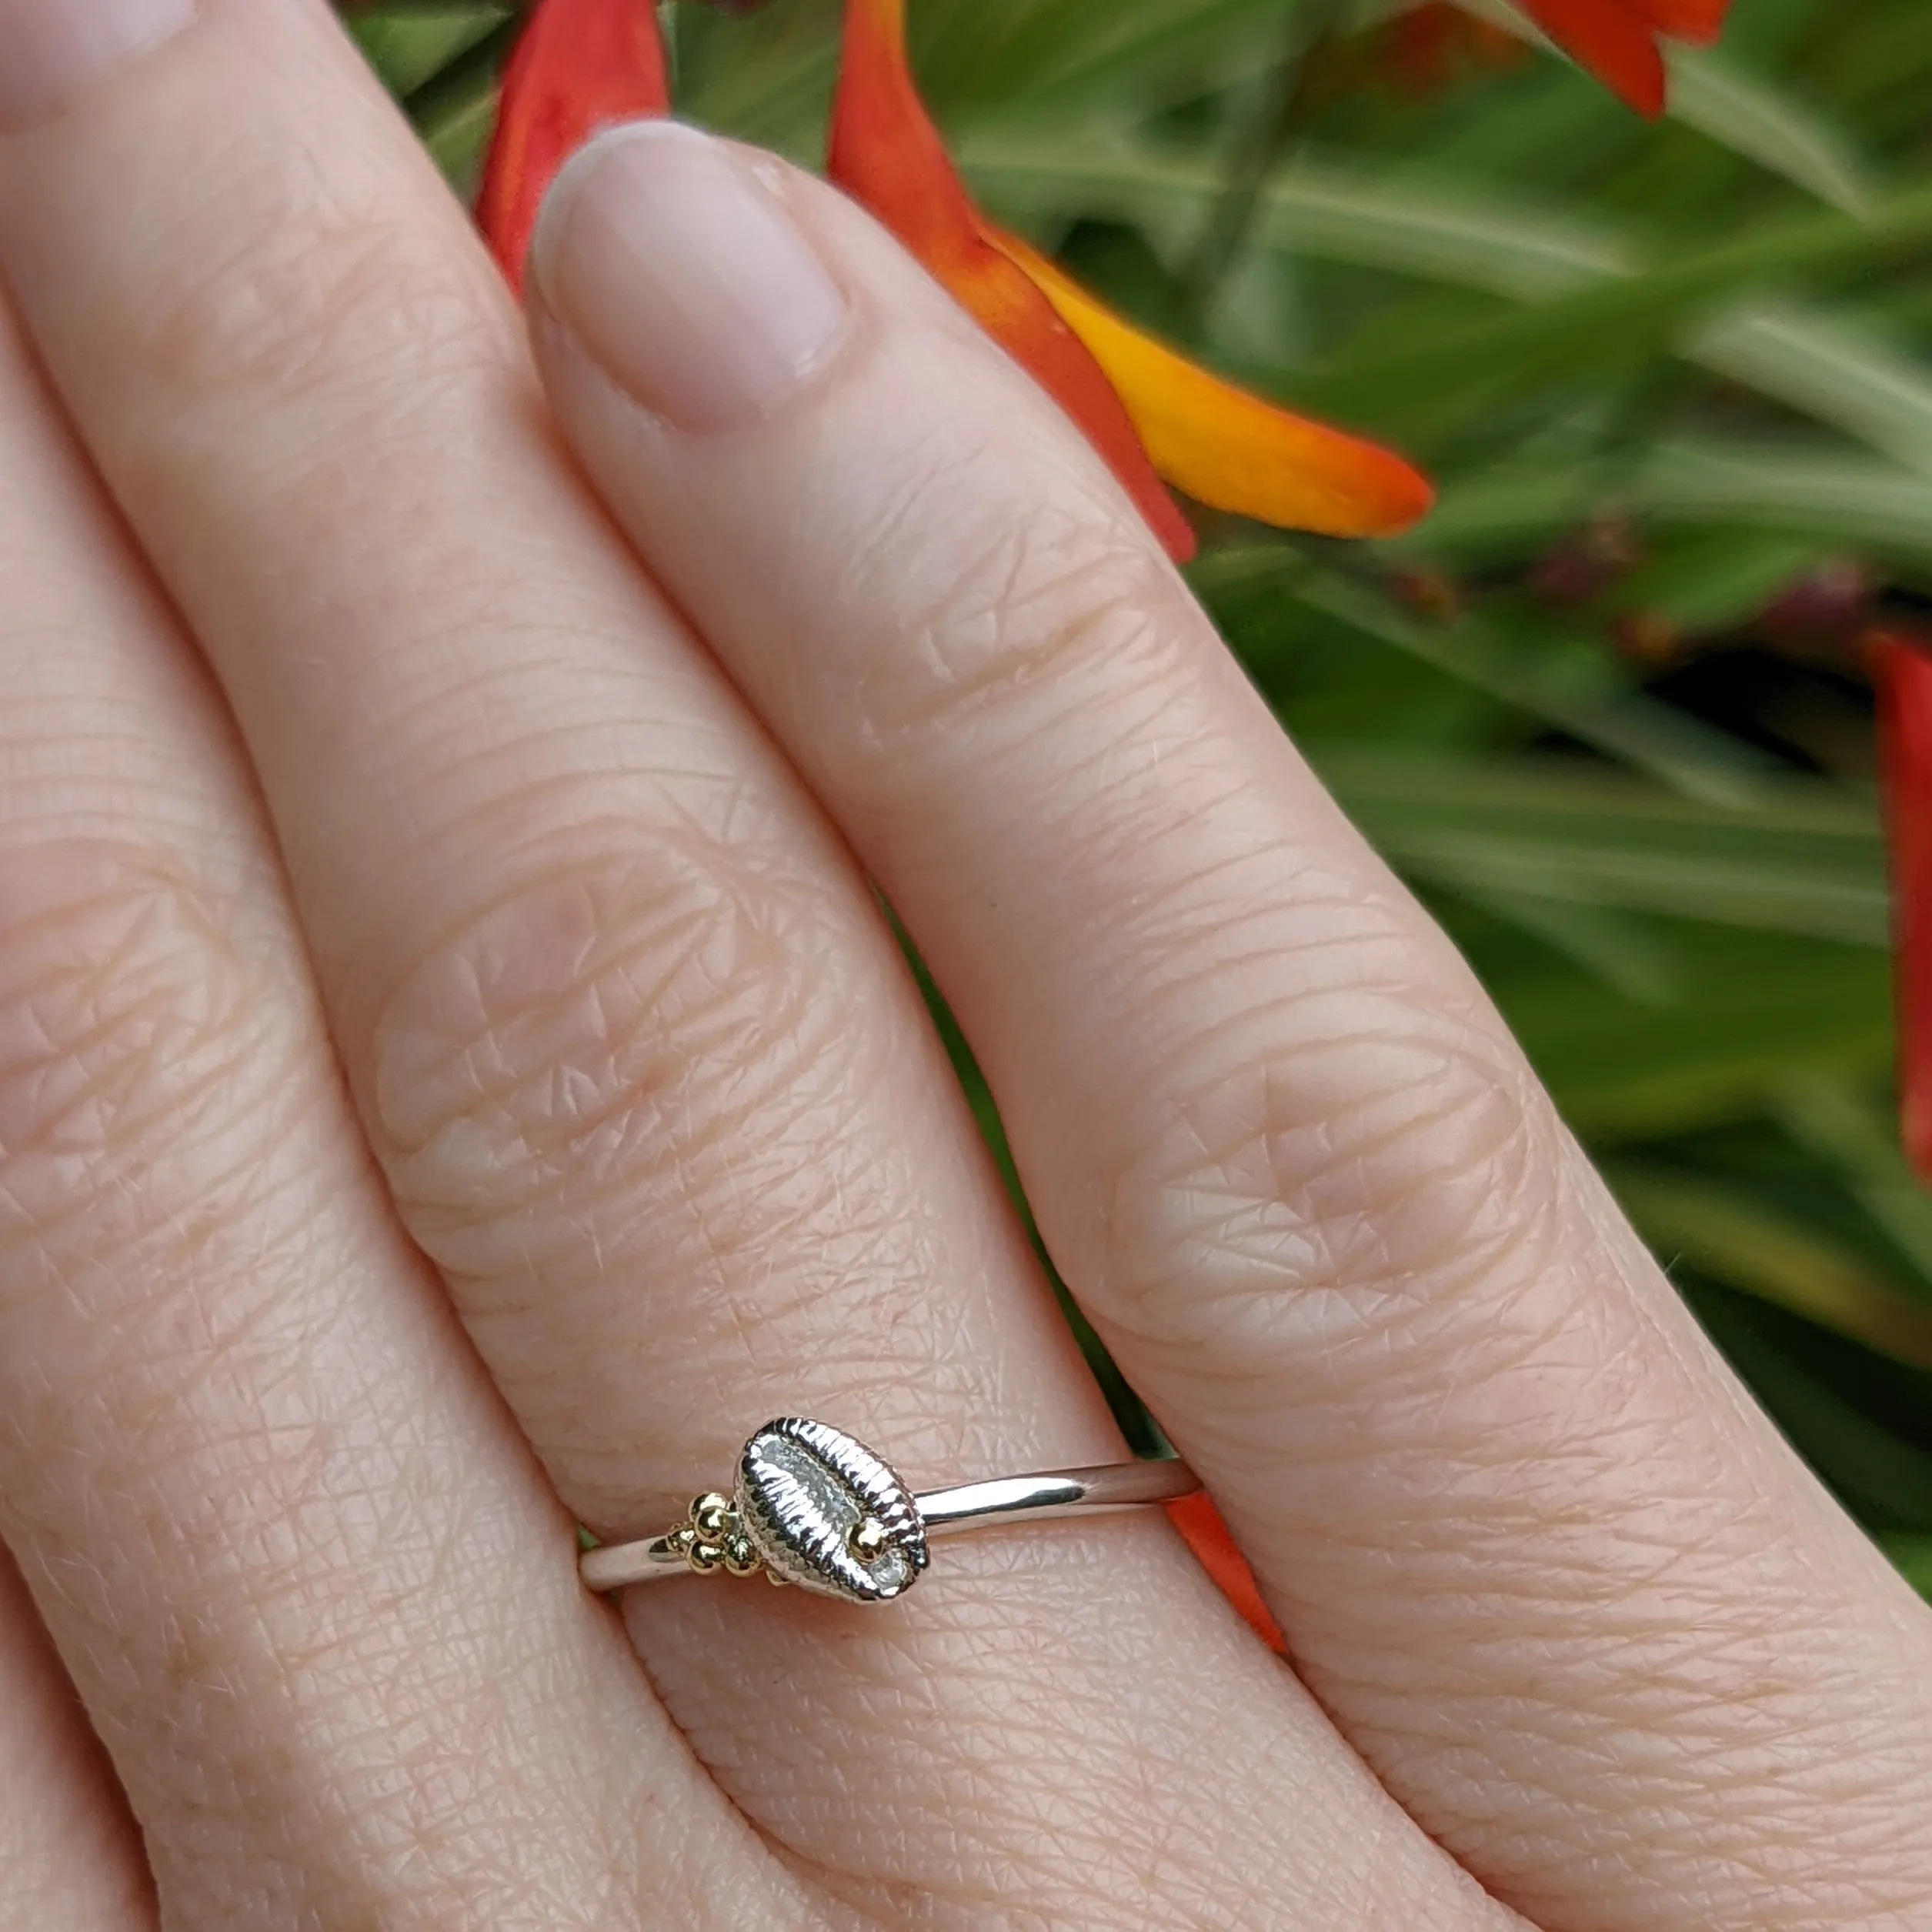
[527,122,1932,1932]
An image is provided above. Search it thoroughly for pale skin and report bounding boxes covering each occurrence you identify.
[0,2,1927,1927]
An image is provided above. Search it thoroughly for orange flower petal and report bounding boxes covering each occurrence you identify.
[1874,630,1932,1183]
[996,230,1433,539]
[828,0,1196,559]
[1166,1492,1286,1654]
[477,0,669,293]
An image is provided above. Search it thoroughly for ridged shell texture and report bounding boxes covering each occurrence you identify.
[736,1419,929,1603]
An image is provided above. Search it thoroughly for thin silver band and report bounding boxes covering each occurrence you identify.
[581,1430,1199,1598]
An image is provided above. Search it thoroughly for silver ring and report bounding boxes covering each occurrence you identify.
[580,1416,1200,1605]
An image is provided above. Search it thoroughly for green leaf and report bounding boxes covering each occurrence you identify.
[1202,552,1782,805]
[1770,1076,1932,1303]
[1886,1534,1932,1599]
[1637,438,1932,566]
[1610,1162,1932,1366]
[961,126,1631,297]
[1453,889,1683,1003]
[1607,529,1829,632]
[1510,938,1894,1141]
[1463,0,1875,211]
[1664,48,1872,214]
[1321,749,1887,944]
[1691,302,1932,480]
[1300,180,1932,439]
[1407,438,1932,574]
[350,5,508,99]
[416,71,504,190]
[1692,1292,1932,1532]
[934,0,1291,111]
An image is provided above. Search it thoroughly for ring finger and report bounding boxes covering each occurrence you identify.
[0,292,748,1927]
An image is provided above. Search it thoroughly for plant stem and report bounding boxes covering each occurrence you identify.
[1178,0,1346,333]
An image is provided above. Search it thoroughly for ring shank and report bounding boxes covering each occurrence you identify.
[916,1458,1200,1533]
[579,1457,1200,1592]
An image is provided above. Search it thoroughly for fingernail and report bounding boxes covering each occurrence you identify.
[0,0,197,125]
[532,122,852,431]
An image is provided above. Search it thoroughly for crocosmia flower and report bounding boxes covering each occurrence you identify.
[828,0,1434,563]
[1518,0,1731,115]
[478,0,669,293]
[1874,633,1932,1184]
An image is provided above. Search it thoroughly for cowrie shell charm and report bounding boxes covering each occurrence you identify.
[736,1417,929,1603]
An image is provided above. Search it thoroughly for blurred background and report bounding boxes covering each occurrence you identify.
[350,0,1932,1599]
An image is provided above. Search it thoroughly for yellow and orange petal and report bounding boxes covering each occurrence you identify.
[996,232,1433,541]
[829,0,1197,559]
[477,0,670,293]
[829,0,1431,558]
[1518,0,1731,116]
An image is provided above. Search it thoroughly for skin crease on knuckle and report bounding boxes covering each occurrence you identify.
[830,445,1189,769]
[0,826,741,1927]
[360,833,1063,1525]
[816,436,1612,1427]
[820,469,1570,1376]
[0,843,296,1267]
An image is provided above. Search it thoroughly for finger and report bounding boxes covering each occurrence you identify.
[0,15,1518,1929]
[0,298,759,1924]
[0,1547,152,1930]
[526,124,1932,1931]
[0,0,1093,1522]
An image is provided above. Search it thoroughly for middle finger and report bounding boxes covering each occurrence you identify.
[3,0,1093,1509]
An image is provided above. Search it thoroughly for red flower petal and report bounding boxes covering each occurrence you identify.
[1517,0,1733,112]
[1874,632,1932,1183]
[1624,0,1730,43]
[1519,0,1669,114]
[477,0,670,293]
[1166,1491,1286,1654]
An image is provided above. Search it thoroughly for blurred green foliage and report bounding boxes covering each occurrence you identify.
[352,0,1932,1596]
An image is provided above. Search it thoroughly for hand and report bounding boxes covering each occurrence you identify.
[0,6,1927,1930]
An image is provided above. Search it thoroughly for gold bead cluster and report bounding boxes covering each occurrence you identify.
[667,1493,764,1580]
